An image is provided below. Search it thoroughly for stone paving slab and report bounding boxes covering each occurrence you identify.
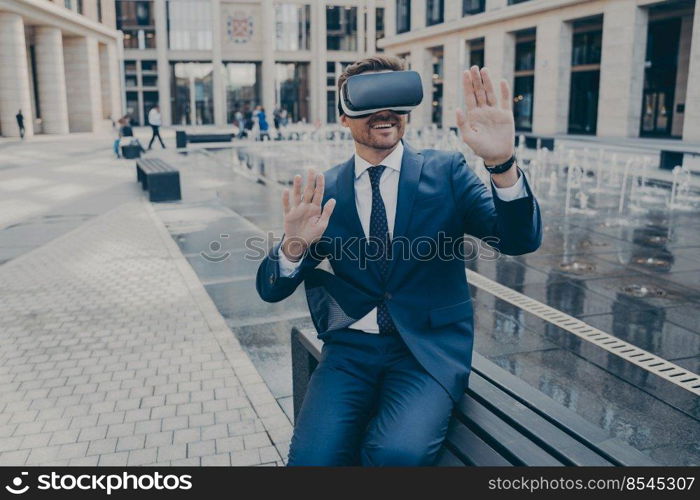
[0,198,292,466]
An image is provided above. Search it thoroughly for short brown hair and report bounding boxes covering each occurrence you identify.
[337,55,407,115]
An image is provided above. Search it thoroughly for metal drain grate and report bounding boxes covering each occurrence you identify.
[468,271,700,396]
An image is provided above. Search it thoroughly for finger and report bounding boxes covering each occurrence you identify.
[470,66,487,107]
[499,79,512,111]
[282,188,291,215]
[302,169,316,203]
[292,174,302,206]
[480,67,498,106]
[318,198,336,226]
[462,70,477,112]
[311,173,324,206]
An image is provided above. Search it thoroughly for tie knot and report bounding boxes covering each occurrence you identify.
[367,165,386,189]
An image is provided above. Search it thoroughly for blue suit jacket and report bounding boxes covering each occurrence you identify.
[256,141,542,402]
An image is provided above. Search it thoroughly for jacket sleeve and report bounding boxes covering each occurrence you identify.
[449,151,542,255]
[255,237,325,303]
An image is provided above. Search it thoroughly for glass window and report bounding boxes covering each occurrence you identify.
[275,63,310,123]
[125,75,138,88]
[167,0,213,50]
[116,1,156,49]
[143,91,159,125]
[327,90,337,124]
[170,62,214,125]
[426,0,444,26]
[141,60,157,72]
[125,91,140,126]
[515,39,535,71]
[124,60,138,73]
[142,75,158,87]
[77,0,83,14]
[571,31,602,66]
[508,0,532,4]
[513,76,534,131]
[375,7,385,50]
[326,6,358,51]
[396,0,410,34]
[463,0,485,15]
[430,47,444,126]
[223,62,262,125]
[275,4,311,51]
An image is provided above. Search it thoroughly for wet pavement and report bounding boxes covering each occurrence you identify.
[153,144,700,465]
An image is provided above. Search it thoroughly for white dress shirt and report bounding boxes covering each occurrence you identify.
[148,108,162,126]
[278,141,527,333]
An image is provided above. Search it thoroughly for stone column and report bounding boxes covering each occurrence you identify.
[310,0,326,124]
[596,0,647,138]
[411,0,426,33]
[442,35,465,129]
[532,17,572,135]
[212,0,226,126]
[262,0,276,119]
[683,5,700,142]
[410,46,432,127]
[484,28,515,92]
[63,35,103,132]
[384,0,396,38]
[445,0,462,21]
[0,12,34,138]
[366,0,377,54]
[154,0,171,125]
[98,42,122,123]
[672,14,692,137]
[35,26,69,135]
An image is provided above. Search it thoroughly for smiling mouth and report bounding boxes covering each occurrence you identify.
[370,122,396,130]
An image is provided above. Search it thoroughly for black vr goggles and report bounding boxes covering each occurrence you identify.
[338,70,423,119]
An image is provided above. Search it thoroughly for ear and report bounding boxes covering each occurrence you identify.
[339,114,349,128]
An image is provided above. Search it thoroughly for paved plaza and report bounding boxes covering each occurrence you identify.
[0,135,292,466]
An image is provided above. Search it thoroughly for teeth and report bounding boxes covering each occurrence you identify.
[371,123,393,129]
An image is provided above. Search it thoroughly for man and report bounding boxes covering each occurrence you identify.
[147,105,165,150]
[255,55,542,466]
[16,110,25,139]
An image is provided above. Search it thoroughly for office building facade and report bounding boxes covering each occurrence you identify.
[380,0,699,142]
[0,0,123,138]
[117,0,386,127]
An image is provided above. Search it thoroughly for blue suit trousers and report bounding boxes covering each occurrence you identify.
[287,329,454,466]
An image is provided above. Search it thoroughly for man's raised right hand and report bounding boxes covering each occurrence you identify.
[281,169,336,262]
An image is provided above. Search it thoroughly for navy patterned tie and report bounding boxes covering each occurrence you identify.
[367,165,399,336]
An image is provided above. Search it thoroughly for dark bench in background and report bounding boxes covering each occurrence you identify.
[291,326,657,466]
[659,149,700,172]
[176,130,234,148]
[136,158,181,202]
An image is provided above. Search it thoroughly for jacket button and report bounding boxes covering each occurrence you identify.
[269,274,276,284]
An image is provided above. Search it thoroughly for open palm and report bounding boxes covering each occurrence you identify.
[456,66,515,165]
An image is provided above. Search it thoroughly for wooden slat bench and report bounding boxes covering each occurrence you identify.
[291,326,658,466]
[135,158,181,202]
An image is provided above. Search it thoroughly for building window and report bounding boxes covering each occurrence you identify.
[467,38,485,68]
[117,1,156,49]
[463,0,485,15]
[65,0,73,9]
[170,62,214,125]
[568,17,602,135]
[513,30,535,131]
[326,6,358,51]
[375,7,385,51]
[126,91,139,126]
[223,62,262,125]
[396,0,410,34]
[167,0,213,50]
[276,63,310,122]
[429,47,444,127]
[143,91,159,125]
[508,0,532,4]
[276,4,311,51]
[98,0,103,22]
[426,0,444,26]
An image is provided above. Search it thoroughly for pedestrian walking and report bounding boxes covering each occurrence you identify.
[16,110,25,139]
[147,105,165,150]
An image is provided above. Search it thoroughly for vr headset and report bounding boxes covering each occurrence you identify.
[338,70,423,119]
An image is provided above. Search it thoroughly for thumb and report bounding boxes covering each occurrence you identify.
[318,198,336,226]
[456,108,467,130]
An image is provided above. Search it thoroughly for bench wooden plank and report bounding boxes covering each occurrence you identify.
[471,353,657,466]
[434,443,467,466]
[444,419,512,466]
[468,373,613,466]
[455,396,564,466]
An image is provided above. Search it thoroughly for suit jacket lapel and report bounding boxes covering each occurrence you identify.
[335,155,365,240]
[387,142,423,278]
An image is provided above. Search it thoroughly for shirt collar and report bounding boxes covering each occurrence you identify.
[353,140,404,179]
